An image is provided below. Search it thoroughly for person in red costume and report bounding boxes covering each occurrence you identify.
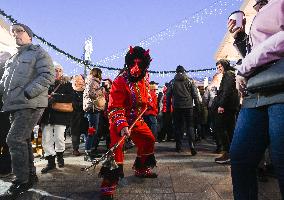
[99,46,157,200]
[143,81,159,139]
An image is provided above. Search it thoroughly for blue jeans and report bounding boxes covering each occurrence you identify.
[230,104,284,200]
[85,111,100,151]
[143,115,157,139]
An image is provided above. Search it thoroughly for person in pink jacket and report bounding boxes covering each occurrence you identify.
[228,0,284,199]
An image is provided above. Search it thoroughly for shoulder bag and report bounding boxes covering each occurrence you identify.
[246,58,284,93]
[51,84,74,112]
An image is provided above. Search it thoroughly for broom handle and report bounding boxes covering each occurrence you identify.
[109,107,147,151]
[82,107,147,171]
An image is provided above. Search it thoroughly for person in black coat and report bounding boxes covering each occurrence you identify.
[0,52,11,175]
[40,63,73,173]
[70,74,87,156]
[214,59,239,164]
[167,65,201,155]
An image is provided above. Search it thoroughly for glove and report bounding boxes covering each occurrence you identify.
[88,127,96,136]
[120,126,130,137]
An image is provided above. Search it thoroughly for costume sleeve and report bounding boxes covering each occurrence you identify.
[108,77,129,133]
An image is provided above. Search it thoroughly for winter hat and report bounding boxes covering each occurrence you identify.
[12,23,33,39]
[176,65,186,73]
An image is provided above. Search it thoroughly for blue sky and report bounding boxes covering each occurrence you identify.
[0,0,242,85]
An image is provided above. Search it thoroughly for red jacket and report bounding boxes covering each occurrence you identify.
[108,72,152,133]
[162,86,173,112]
[144,89,158,116]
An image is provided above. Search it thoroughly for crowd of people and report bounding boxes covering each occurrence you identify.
[0,0,283,199]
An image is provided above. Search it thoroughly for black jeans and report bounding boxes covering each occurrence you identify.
[70,111,86,150]
[159,112,174,141]
[215,110,236,152]
[0,111,11,174]
[173,108,194,150]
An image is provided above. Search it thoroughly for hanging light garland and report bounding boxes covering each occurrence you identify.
[96,0,242,67]
[0,0,241,77]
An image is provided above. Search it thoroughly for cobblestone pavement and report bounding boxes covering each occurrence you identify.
[0,137,281,200]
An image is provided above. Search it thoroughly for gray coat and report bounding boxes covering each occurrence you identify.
[0,44,55,111]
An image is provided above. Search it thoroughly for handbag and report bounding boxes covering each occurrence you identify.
[93,95,106,111]
[52,102,73,112]
[247,58,284,93]
[50,84,74,112]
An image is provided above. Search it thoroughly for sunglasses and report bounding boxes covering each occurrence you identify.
[11,28,26,34]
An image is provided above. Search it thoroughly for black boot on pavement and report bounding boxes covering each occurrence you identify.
[41,155,56,174]
[0,180,33,200]
[56,152,64,168]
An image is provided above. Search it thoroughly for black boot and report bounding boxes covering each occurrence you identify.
[133,156,158,178]
[0,181,33,200]
[41,155,56,174]
[56,152,64,168]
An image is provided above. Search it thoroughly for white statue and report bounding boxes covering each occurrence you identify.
[84,36,93,61]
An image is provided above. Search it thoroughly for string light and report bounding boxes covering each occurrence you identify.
[96,0,241,67]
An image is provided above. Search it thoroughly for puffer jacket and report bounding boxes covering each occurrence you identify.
[166,72,200,110]
[83,75,104,112]
[0,44,55,112]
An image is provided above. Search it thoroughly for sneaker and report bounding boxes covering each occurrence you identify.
[215,152,230,164]
[0,181,33,200]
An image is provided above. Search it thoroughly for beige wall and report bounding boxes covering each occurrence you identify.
[0,17,17,54]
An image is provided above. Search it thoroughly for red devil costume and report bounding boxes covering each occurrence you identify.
[99,46,157,200]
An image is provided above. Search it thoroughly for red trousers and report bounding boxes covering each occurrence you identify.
[110,121,155,164]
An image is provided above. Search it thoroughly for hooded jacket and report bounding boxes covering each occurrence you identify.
[166,72,200,110]
[0,44,55,112]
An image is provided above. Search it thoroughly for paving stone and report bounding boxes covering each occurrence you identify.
[211,184,233,200]
[0,138,281,200]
